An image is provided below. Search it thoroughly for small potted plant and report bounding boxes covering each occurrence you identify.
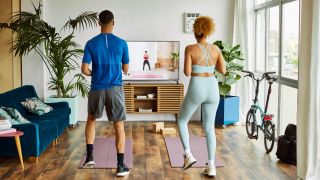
[170,52,179,71]
[212,40,245,127]
[0,3,98,127]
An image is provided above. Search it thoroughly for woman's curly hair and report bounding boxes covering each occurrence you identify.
[193,16,215,39]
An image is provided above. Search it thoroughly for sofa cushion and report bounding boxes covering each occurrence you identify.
[10,85,38,117]
[21,97,53,115]
[0,108,20,125]
[1,107,31,124]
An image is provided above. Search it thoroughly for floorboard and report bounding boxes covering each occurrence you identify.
[0,122,297,180]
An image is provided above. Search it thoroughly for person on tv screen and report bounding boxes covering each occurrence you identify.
[81,10,130,177]
[143,51,151,71]
[177,16,226,177]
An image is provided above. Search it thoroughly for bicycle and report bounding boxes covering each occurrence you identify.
[241,70,277,153]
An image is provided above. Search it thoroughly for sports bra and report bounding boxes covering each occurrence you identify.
[192,43,215,73]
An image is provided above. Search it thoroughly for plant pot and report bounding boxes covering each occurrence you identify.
[45,96,79,127]
[215,95,240,126]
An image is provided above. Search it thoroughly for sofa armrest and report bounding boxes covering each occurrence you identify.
[12,123,40,157]
[46,102,69,108]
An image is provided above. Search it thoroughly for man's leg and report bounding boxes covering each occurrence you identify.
[84,114,96,166]
[114,121,125,164]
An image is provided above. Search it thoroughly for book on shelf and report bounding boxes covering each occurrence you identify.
[138,107,153,112]
[0,128,16,135]
[0,119,10,124]
[136,95,147,99]
[0,124,12,131]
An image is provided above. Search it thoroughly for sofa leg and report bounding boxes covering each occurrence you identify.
[66,127,69,132]
[55,138,58,145]
[29,157,39,164]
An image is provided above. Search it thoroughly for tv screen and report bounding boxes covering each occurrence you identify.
[123,41,180,81]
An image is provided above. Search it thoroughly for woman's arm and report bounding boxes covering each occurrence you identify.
[215,47,226,75]
[184,46,192,76]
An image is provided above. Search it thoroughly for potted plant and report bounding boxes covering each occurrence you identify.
[0,3,98,127]
[212,40,245,127]
[170,52,179,71]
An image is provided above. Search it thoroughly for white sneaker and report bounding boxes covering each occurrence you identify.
[83,161,95,168]
[183,154,197,170]
[203,165,216,177]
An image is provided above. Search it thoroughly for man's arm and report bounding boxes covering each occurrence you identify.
[122,64,129,74]
[81,63,92,76]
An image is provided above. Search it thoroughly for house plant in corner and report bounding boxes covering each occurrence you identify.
[212,40,245,127]
[0,3,98,127]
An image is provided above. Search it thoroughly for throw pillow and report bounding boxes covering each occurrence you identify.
[1,107,30,124]
[21,97,53,115]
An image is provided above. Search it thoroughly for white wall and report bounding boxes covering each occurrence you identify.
[21,0,46,99]
[23,0,235,121]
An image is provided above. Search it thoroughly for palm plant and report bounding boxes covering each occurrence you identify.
[213,40,245,96]
[0,3,98,98]
[170,52,179,71]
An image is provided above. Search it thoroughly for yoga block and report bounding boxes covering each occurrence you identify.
[153,122,164,133]
[161,128,176,135]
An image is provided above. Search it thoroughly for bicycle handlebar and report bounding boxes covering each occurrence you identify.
[241,70,277,82]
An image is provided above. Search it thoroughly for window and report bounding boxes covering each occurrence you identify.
[256,10,266,72]
[282,1,299,80]
[256,0,266,5]
[267,6,279,74]
[254,0,299,136]
[280,85,298,135]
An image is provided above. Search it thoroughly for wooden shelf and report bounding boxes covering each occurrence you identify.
[123,83,184,114]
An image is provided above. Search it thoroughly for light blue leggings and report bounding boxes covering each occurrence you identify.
[178,76,220,160]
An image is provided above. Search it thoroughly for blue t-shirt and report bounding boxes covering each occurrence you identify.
[82,33,129,90]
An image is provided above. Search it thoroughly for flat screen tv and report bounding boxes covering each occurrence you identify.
[123,41,180,81]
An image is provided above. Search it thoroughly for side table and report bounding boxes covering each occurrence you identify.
[0,131,24,170]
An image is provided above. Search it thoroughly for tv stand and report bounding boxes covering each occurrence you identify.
[123,83,184,115]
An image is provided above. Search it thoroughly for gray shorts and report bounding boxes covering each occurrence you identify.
[88,86,126,121]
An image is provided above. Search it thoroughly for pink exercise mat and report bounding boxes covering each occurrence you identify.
[132,74,164,78]
[164,136,224,168]
[78,137,132,169]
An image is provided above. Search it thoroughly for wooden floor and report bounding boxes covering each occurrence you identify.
[0,122,296,180]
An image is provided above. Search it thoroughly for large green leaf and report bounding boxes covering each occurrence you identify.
[219,84,231,96]
[213,40,245,96]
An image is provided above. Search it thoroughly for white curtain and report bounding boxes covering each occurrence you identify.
[305,0,320,179]
[298,0,320,179]
[232,0,255,122]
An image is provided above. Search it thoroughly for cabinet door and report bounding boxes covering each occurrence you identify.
[157,85,184,113]
[123,85,134,113]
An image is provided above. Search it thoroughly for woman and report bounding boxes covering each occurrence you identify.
[143,51,151,70]
[178,16,226,177]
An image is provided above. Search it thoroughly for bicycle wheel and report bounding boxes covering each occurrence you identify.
[264,120,275,153]
[246,110,256,137]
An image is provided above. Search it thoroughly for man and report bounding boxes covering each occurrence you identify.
[81,10,130,177]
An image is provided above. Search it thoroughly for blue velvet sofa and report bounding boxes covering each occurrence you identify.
[0,85,71,157]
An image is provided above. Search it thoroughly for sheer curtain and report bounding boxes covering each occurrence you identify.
[305,0,320,178]
[232,0,255,122]
[298,0,320,179]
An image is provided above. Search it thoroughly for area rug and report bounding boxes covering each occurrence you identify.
[164,136,224,168]
[78,137,132,169]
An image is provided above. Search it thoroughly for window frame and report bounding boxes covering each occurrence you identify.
[254,0,300,137]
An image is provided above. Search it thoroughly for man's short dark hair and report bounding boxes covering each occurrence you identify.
[99,10,114,25]
[145,51,147,52]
